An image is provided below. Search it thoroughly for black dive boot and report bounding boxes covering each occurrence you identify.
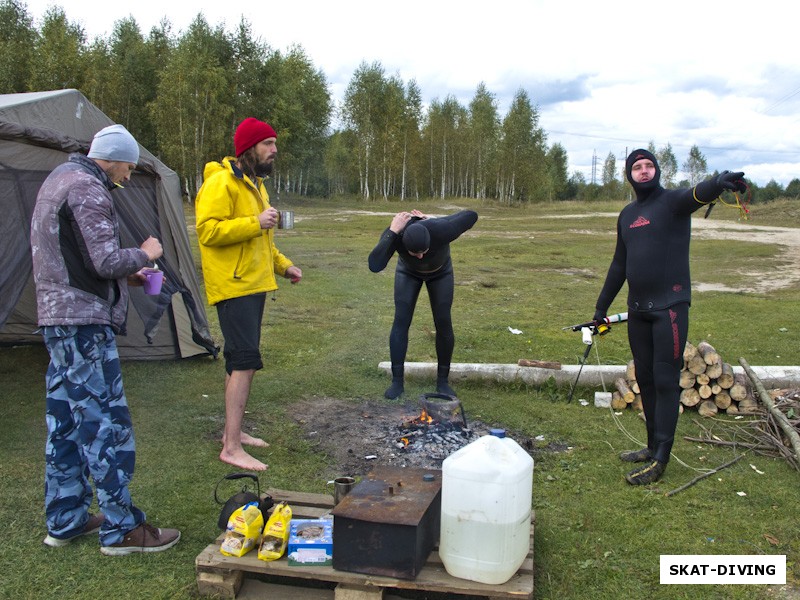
[619,447,653,463]
[436,365,456,397]
[385,365,404,400]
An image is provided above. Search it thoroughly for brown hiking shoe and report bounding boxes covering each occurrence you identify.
[44,513,105,547]
[100,522,181,556]
[625,460,666,486]
[619,447,652,463]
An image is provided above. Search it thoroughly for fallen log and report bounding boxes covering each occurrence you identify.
[739,358,800,468]
[517,359,562,369]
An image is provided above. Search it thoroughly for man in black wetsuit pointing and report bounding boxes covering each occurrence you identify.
[593,149,746,485]
[369,209,478,400]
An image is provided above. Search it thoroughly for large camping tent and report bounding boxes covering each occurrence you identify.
[0,89,217,360]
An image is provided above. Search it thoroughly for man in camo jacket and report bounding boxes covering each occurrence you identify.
[30,124,180,555]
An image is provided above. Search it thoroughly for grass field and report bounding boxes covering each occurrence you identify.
[0,197,797,599]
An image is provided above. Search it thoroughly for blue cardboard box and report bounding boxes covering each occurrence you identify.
[287,519,333,566]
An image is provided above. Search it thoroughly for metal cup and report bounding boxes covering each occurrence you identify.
[333,476,356,505]
[277,210,294,229]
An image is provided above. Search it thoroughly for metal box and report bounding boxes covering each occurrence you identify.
[331,466,442,579]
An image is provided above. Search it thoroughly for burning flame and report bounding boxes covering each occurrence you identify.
[400,437,409,446]
[417,408,433,424]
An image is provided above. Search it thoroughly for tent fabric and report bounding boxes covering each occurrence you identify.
[0,89,217,360]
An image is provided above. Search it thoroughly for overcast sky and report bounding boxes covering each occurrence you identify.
[23,0,800,186]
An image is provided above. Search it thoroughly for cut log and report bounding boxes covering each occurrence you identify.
[737,397,760,414]
[697,341,721,366]
[698,384,713,399]
[630,381,640,395]
[626,360,636,382]
[726,400,739,414]
[610,391,627,410]
[729,373,752,402]
[711,383,722,395]
[695,372,710,386]
[687,355,707,375]
[680,387,701,407]
[717,363,734,389]
[631,394,643,411]
[615,378,635,403]
[705,362,723,379]
[683,341,698,363]
[517,359,562,369]
[679,370,696,389]
[698,400,719,418]
[714,391,732,410]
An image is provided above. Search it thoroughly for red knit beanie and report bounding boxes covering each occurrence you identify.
[234,117,277,156]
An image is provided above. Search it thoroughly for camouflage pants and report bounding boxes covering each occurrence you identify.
[42,325,145,546]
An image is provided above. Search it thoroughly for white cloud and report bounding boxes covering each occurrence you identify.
[22,0,800,186]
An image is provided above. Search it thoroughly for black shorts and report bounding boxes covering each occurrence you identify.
[216,293,266,374]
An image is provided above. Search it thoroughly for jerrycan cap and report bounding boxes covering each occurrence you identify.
[489,428,506,438]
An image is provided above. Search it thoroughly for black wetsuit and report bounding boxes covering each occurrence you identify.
[369,210,478,397]
[596,177,724,464]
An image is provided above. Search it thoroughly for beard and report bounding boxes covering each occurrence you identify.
[254,160,273,178]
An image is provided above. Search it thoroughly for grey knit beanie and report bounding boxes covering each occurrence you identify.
[87,124,140,164]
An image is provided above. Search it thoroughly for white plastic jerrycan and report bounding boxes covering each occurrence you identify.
[439,428,534,585]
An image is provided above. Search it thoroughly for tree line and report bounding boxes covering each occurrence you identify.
[2,1,797,203]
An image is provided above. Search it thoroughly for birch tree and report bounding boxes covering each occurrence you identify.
[468,83,499,199]
[682,145,708,186]
[29,6,86,91]
[0,0,36,93]
[150,14,232,197]
[657,143,678,187]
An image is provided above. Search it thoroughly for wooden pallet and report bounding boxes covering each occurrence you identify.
[196,488,534,600]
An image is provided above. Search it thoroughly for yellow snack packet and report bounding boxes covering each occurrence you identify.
[258,502,292,561]
[220,502,264,557]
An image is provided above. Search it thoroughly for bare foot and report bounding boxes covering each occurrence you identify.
[240,432,269,448]
[221,433,270,448]
[219,449,268,471]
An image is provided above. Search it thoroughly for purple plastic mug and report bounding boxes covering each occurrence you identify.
[142,269,163,295]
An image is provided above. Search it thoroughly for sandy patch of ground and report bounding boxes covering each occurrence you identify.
[552,213,800,294]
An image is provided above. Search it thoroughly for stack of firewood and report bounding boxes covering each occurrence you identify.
[611,341,758,416]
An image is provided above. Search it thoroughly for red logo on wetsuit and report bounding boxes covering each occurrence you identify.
[672,284,683,292]
[669,308,680,360]
[630,216,650,228]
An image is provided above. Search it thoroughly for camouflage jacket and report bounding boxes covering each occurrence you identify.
[30,154,149,334]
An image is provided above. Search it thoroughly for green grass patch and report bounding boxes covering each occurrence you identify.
[1,197,797,599]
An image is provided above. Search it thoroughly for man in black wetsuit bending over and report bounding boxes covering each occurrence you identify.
[369,209,479,400]
[593,149,746,485]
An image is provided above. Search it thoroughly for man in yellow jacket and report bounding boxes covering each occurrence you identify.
[196,117,302,471]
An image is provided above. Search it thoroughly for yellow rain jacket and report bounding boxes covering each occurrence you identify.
[195,157,293,305]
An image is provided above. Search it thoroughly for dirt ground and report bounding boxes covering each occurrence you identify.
[289,396,559,480]
[556,213,800,294]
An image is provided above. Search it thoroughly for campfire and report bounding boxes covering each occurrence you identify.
[393,394,475,462]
